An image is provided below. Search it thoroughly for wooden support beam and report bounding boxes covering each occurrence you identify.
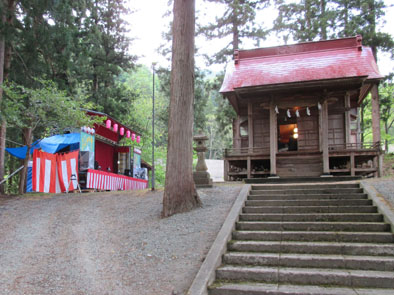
[224,160,229,181]
[371,84,381,146]
[269,100,277,175]
[247,157,251,179]
[320,100,330,174]
[350,153,355,176]
[233,115,241,149]
[248,102,254,153]
[344,92,351,145]
[378,154,383,177]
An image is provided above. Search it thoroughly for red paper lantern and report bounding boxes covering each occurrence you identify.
[120,127,124,136]
[131,133,136,141]
[136,135,140,143]
[113,123,118,132]
[126,130,131,138]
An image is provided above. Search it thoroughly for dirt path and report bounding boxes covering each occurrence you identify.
[0,184,241,295]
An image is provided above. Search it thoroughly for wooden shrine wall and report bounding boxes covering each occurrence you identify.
[297,115,319,150]
[328,114,345,147]
[253,107,270,152]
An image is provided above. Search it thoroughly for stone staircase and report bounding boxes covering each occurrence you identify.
[209,183,394,295]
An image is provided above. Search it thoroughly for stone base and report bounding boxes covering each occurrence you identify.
[320,173,334,177]
[194,171,213,188]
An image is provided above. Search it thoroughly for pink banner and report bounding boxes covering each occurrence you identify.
[86,169,148,191]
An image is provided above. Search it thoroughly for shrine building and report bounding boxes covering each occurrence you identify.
[220,36,383,180]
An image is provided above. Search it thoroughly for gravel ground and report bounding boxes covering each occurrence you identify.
[362,176,394,210]
[0,183,242,295]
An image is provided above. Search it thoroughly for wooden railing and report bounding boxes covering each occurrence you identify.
[328,141,381,151]
[225,142,381,157]
[224,147,269,157]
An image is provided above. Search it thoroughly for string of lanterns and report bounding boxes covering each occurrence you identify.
[81,126,95,135]
[105,119,140,143]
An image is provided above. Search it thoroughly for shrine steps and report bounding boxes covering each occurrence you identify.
[244,176,361,184]
[207,183,394,295]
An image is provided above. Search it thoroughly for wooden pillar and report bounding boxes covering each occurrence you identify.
[248,102,254,153]
[350,153,355,176]
[269,100,277,176]
[247,157,251,179]
[344,92,351,147]
[224,160,229,181]
[320,100,330,175]
[233,115,241,149]
[371,84,383,177]
[371,84,381,146]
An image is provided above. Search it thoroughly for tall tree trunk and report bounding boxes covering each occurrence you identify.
[360,103,365,143]
[320,0,327,40]
[368,0,377,61]
[0,0,5,194]
[18,127,32,195]
[232,15,239,51]
[162,0,201,217]
[384,122,389,153]
[0,0,15,194]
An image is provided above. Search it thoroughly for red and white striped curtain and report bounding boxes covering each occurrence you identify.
[86,169,148,191]
[32,150,79,193]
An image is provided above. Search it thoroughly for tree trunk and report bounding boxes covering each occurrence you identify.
[18,127,32,195]
[232,16,239,51]
[0,0,15,194]
[385,122,388,153]
[0,0,5,194]
[360,103,365,143]
[320,0,327,40]
[162,0,201,217]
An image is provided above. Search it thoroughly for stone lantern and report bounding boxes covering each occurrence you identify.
[193,134,212,187]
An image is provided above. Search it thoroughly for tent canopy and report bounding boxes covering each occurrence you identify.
[6,133,81,159]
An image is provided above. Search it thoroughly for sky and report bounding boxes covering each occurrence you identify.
[127,0,394,76]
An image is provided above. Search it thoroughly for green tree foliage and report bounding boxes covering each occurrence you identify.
[333,0,393,60]
[273,0,393,60]
[79,0,136,111]
[1,0,136,193]
[274,0,336,42]
[380,81,394,151]
[198,0,269,64]
[2,79,101,193]
[120,66,169,186]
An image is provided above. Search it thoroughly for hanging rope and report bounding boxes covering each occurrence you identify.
[0,136,24,146]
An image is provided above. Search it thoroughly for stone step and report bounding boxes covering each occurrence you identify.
[245,199,372,207]
[236,221,390,232]
[232,230,394,243]
[243,205,378,214]
[209,283,394,295]
[245,176,361,184]
[215,266,394,288]
[249,188,364,195]
[223,252,394,271]
[251,184,360,190]
[248,194,368,200]
[239,213,383,222]
[228,241,394,256]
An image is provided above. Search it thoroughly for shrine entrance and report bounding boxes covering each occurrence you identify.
[278,121,298,152]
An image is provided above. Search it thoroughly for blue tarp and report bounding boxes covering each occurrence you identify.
[5,140,41,159]
[6,133,81,159]
[26,166,33,192]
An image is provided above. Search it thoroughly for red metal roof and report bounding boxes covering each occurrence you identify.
[220,36,382,93]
